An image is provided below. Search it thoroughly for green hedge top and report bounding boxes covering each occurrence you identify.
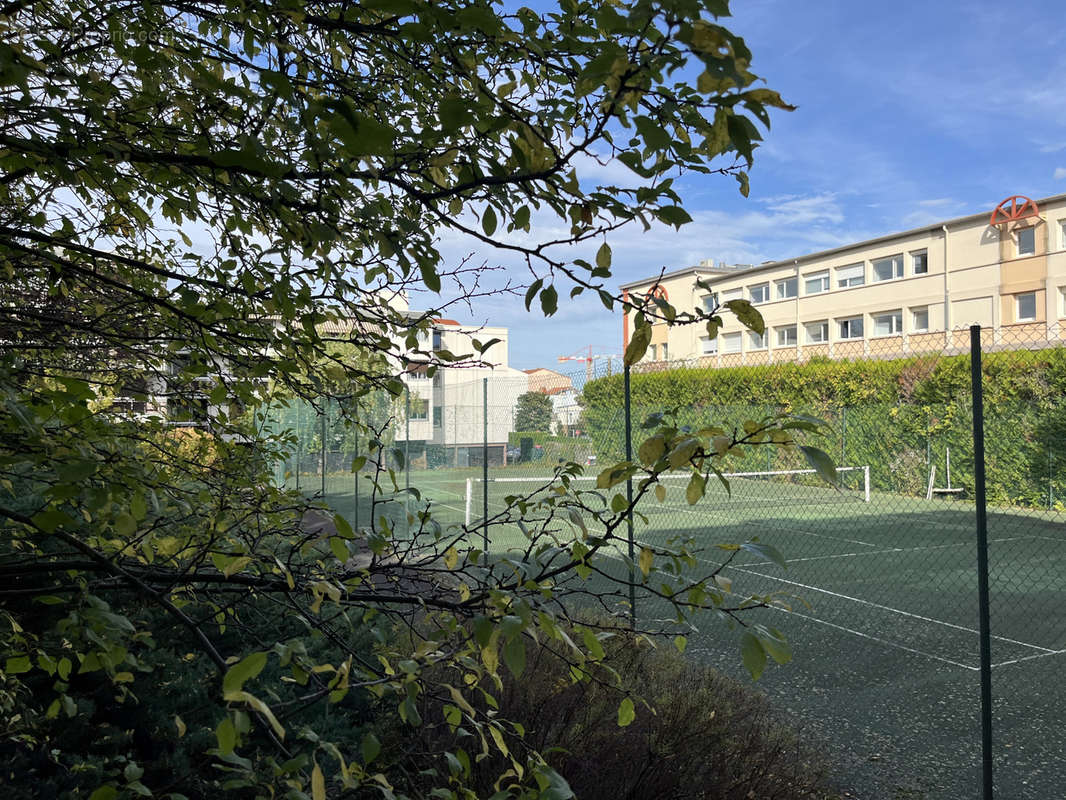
[580,347,1066,412]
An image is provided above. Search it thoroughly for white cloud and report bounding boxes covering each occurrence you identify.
[1054,167,1066,180]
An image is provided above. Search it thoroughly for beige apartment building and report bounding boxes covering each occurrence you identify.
[620,193,1066,366]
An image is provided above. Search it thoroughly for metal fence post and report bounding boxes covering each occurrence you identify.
[295,401,302,492]
[970,324,994,800]
[405,387,411,518]
[624,364,636,627]
[358,426,362,533]
[483,377,489,553]
[320,405,327,498]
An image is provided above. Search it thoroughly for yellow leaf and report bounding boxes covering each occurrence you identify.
[444,546,458,570]
[175,715,186,738]
[311,762,326,800]
[488,724,509,758]
[638,547,654,578]
[654,483,666,502]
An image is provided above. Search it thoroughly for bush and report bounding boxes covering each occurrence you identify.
[581,348,1066,508]
[401,626,838,800]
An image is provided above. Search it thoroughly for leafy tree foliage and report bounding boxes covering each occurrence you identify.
[0,1,829,798]
[514,392,554,433]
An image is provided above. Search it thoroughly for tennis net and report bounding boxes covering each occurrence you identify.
[464,465,870,525]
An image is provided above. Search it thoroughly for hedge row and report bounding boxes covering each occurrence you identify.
[580,348,1066,509]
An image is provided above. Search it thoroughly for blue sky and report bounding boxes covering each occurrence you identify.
[428,0,1066,371]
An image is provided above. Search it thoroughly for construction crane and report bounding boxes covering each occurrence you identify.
[557,345,621,384]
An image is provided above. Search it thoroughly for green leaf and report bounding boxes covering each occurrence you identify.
[667,437,699,469]
[420,262,441,293]
[624,322,651,366]
[503,634,525,678]
[361,732,381,765]
[329,537,348,563]
[114,513,137,537]
[637,434,666,465]
[654,205,693,228]
[5,655,31,674]
[223,651,268,698]
[216,716,237,754]
[754,625,792,665]
[723,299,765,336]
[88,788,119,800]
[482,205,497,236]
[685,472,707,505]
[740,541,787,569]
[596,242,612,269]
[800,445,838,485]
[617,697,635,727]
[741,631,766,680]
[539,285,558,317]
[524,278,543,311]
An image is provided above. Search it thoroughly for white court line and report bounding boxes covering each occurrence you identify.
[761,606,979,671]
[738,537,1028,566]
[728,565,1057,654]
[991,648,1066,668]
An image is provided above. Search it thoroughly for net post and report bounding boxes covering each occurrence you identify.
[464,477,472,527]
[864,465,870,503]
[970,324,994,800]
[624,363,636,627]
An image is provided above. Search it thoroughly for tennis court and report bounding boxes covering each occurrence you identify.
[408,464,1066,798]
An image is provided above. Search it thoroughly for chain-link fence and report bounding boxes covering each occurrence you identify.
[268,325,1066,799]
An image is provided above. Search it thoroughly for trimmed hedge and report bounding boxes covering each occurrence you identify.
[581,348,1066,509]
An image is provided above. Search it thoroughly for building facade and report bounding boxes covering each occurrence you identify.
[621,193,1066,366]
[398,319,530,466]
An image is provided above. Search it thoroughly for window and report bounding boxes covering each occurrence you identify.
[836,263,865,288]
[805,320,829,343]
[749,283,769,304]
[873,310,903,336]
[805,271,829,295]
[647,344,658,361]
[408,396,429,420]
[661,343,669,361]
[838,316,864,339]
[432,329,443,350]
[1016,292,1037,322]
[1060,287,1066,318]
[1017,226,1036,256]
[911,307,929,332]
[911,250,928,275]
[701,293,718,312]
[748,331,766,349]
[776,276,798,300]
[721,332,742,354]
[776,325,797,346]
[700,336,719,355]
[433,406,442,427]
[1060,220,1066,251]
[872,255,904,282]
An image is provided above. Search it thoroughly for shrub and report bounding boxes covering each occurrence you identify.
[401,626,838,800]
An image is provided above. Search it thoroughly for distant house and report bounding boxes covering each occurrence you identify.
[396,318,529,467]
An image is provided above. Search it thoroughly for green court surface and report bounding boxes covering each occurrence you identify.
[318,464,1066,798]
